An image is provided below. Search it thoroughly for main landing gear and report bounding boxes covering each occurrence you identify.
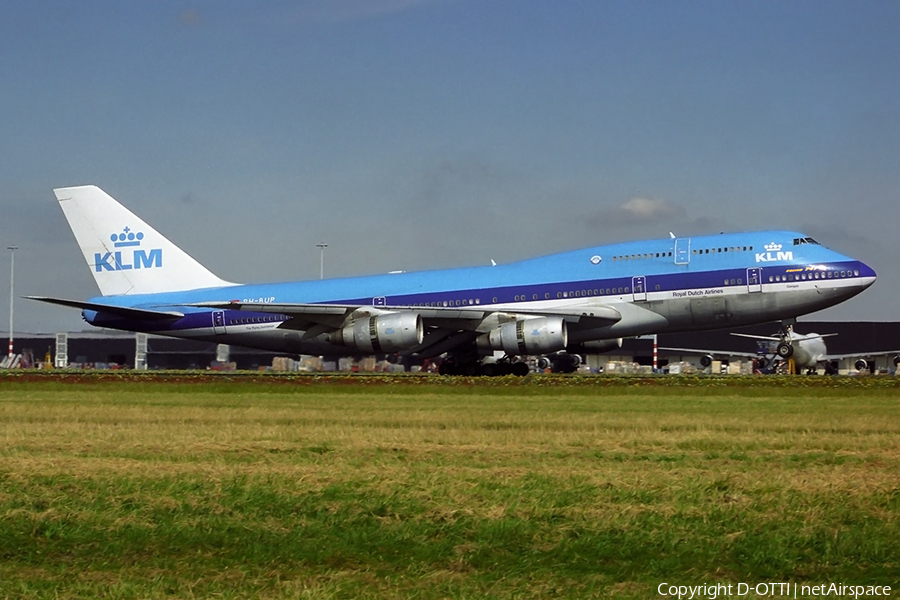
[438,355,531,376]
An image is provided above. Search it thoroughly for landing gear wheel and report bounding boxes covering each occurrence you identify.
[512,361,530,377]
[461,362,482,376]
[776,342,793,358]
[482,363,498,377]
[438,361,456,376]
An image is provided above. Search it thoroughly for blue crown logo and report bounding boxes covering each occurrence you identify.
[110,226,144,248]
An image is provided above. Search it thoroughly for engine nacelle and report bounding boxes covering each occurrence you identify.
[893,355,900,368]
[476,317,567,355]
[700,354,714,368]
[330,312,423,353]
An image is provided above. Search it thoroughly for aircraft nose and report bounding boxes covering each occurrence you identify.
[855,260,877,290]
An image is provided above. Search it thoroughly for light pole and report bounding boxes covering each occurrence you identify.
[316,242,327,280]
[7,246,17,360]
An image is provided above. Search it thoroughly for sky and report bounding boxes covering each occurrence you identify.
[1,0,898,334]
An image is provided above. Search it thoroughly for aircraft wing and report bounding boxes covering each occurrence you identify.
[731,333,838,342]
[658,346,762,360]
[820,350,900,362]
[186,301,622,330]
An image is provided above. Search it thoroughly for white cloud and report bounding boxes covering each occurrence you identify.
[616,197,685,222]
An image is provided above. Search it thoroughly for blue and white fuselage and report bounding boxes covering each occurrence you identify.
[33,187,875,369]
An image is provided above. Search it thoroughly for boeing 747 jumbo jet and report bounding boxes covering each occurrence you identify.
[30,186,877,375]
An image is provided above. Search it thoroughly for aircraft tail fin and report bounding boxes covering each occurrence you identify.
[54,185,236,296]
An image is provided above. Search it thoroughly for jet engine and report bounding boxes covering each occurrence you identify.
[700,354,714,368]
[893,355,900,368]
[329,312,423,353]
[476,317,567,355]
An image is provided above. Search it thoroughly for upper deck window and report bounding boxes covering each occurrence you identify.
[793,237,821,246]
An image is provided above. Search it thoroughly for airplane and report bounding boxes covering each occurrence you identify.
[661,328,900,375]
[28,185,878,375]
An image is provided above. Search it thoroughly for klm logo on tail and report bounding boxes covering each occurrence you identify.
[756,242,793,263]
[94,227,163,272]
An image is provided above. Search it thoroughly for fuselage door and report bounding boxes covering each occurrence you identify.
[212,310,227,334]
[632,276,647,302]
[747,268,762,293]
[674,238,691,265]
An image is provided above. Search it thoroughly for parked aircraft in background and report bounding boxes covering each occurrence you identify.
[30,185,877,375]
[662,328,900,374]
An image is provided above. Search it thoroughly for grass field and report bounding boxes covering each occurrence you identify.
[0,374,898,599]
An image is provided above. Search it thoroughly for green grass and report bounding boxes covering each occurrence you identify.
[0,376,898,598]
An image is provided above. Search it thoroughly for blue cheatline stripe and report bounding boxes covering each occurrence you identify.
[84,260,871,334]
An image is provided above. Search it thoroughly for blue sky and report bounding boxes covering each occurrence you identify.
[1,0,898,333]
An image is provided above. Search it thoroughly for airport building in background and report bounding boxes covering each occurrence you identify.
[1,321,898,375]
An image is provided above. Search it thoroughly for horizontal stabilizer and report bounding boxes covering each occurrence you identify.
[25,296,184,320]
